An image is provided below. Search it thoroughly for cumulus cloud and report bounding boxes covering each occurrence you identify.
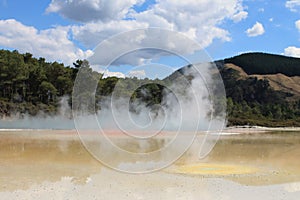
[0,19,93,65]
[71,20,148,48]
[130,0,243,40]
[286,0,300,12]
[231,11,248,22]
[68,0,247,65]
[91,65,127,78]
[296,19,300,31]
[246,22,265,37]
[127,70,146,79]
[87,28,203,66]
[46,0,144,22]
[1,1,249,66]
[103,71,126,78]
[284,46,300,57]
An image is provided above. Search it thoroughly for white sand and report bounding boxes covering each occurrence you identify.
[222,126,300,135]
[0,168,300,200]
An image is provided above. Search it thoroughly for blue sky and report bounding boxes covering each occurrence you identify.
[208,0,300,59]
[1,0,300,78]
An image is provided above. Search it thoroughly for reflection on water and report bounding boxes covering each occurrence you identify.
[0,130,300,199]
[0,130,101,191]
[207,132,300,185]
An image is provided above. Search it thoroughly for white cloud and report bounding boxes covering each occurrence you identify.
[1,1,249,66]
[269,18,273,22]
[284,46,300,57]
[127,70,146,79]
[231,11,248,23]
[69,0,247,65]
[131,0,243,39]
[246,22,265,37]
[103,71,126,78]
[71,20,148,48]
[46,0,144,22]
[93,66,126,78]
[286,0,300,12]
[70,0,242,48]
[296,19,300,31]
[0,19,93,65]
[87,28,204,66]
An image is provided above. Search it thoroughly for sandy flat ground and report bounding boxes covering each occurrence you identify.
[1,168,300,200]
[223,126,300,134]
[1,129,300,199]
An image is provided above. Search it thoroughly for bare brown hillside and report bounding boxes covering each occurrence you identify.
[224,63,300,101]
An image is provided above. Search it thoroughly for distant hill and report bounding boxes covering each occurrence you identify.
[167,53,300,126]
[222,63,300,101]
[218,53,300,126]
[224,52,300,76]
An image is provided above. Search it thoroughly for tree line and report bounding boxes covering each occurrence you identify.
[0,49,299,127]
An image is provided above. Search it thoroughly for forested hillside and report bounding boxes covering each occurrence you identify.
[224,52,300,76]
[0,50,166,117]
[0,50,300,127]
[0,50,77,115]
[220,53,300,126]
[220,63,300,126]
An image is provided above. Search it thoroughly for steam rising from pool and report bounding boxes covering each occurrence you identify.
[72,61,226,173]
[0,96,74,130]
[0,28,227,173]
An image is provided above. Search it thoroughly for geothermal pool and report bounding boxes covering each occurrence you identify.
[1,130,300,199]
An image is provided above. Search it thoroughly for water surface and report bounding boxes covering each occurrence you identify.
[1,130,300,199]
